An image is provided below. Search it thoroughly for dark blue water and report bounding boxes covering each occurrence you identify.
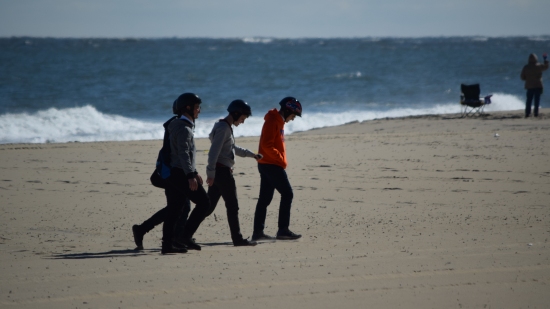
[1,36,548,143]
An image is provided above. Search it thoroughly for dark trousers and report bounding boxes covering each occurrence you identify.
[139,195,190,238]
[163,168,210,243]
[526,88,542,117]
[205,166,244,243]
[253,163,293,233]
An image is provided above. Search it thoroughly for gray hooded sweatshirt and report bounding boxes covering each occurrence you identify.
[206,119,256,179]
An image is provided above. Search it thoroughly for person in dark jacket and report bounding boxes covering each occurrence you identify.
[131,115,190,251]
[163,93,211,253]
[521,53,549,117]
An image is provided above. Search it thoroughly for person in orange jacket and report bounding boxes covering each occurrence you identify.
[252,97,303,241]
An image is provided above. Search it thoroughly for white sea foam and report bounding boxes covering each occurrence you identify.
[241,37,273,44]
[0,105,162,144]
[0,93,525,144]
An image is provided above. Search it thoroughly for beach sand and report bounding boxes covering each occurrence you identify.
[1,111,549,308]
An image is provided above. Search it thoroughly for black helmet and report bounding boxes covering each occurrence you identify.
[279,96,302,117]
[227,99,252,116]
[173,93,202,115]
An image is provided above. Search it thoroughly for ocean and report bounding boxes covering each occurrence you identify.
[1,36,549,144]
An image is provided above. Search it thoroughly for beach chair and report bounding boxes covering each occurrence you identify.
[460,84,492,117]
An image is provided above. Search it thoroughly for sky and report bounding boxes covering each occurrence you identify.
[0,0,549,38]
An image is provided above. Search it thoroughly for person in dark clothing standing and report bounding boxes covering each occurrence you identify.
[204,100,263,246]
[521,53,549,117]
[251,97,303,242]
[163,92,212,253]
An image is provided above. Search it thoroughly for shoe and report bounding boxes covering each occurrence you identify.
[161,243,188,254]
[182,237,201,251]
[172,237,190,249]
[172,238,188,250]
[251,232,275,241]
[233,238,258,246]
[132,225,144,250]
[276,229,302,240]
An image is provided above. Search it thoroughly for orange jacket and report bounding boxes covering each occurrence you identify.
[257,109,287,169]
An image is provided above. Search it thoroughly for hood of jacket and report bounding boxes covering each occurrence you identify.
[264,108,284,124]
[528,53,538,64]
[163,116,178,129]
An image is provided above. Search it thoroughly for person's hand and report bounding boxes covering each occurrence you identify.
[543,53,548,61]
[188,178,198,191]
[254,153,263,161]
[195,174,203,185]
[206,177,215,187]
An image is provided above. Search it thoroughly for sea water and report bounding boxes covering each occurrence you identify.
[1,36,549,144]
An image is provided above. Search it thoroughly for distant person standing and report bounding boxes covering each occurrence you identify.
[252,97,303,241]
[521,53,549,117]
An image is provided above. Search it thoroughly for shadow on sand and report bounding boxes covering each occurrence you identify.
[48,248,159,260]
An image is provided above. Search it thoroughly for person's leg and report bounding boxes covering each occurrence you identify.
[157,178,189,254]
[205,180,222,218]
[533,88,542,117]
[164,169,210,250]
[132,205,167,249]
[214,167,245,243]
[253,164,276,236]
[173,198,191,241]
[526,89,534,117]
[261,165,294,231]
[162,182,186,244]
[140,207,167,234]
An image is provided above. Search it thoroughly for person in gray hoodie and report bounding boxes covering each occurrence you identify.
[162,92,210,253]
[204,100,262,246]
[521,53,549,117]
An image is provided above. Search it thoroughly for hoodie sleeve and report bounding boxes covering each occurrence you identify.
[234,144,256,158]
[206,123,230,179]
[173,124,196,177]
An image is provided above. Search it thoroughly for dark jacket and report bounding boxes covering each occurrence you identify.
[521,53,549,89]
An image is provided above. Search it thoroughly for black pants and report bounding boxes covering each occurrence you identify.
[205,166,244,243]
[526,88,542,117]
[163,168,210,243]
[139,195,190,239]
[253,163,293,233]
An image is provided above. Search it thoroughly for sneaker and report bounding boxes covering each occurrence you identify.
[251,232,275,241]
[161,243,188,254]
[276,229,302,240]
[132,225,144,250]
[233,238,258,247]
[182,238,201,251]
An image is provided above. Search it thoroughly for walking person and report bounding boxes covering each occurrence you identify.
[204,100,262,246]
[251,97,303,241]
[521,52,549,117]
[132,106,191,252]
[162,92,211,253]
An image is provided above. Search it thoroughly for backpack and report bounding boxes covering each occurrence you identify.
[150,116,177,189]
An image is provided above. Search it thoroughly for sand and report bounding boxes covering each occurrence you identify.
[1,111,549,308]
